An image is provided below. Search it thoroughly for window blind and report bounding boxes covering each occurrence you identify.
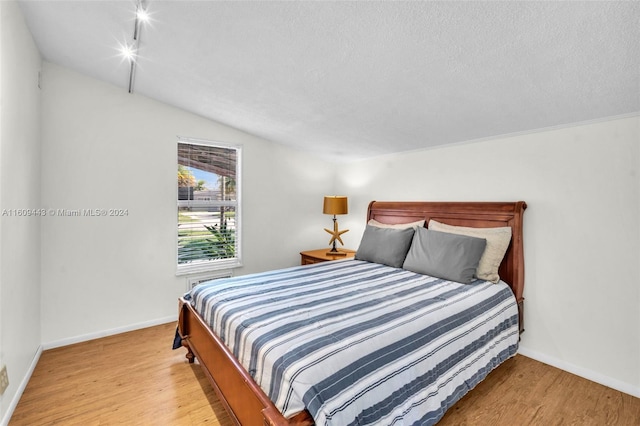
[177,138,241,273]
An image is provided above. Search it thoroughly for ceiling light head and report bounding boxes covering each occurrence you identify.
[136,8,150,23]
[120,44,136,61]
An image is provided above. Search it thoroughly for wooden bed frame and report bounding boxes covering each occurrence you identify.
[177,200,527,426]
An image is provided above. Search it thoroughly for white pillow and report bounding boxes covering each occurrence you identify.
[428,220,511,283]
[368,219,425,230]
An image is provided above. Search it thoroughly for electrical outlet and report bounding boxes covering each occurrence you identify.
[0,365,9,395]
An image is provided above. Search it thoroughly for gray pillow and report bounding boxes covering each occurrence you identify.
[403,228,486,284]
[355,225,415,268]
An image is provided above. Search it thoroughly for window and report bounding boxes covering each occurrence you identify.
[177,138,241,275]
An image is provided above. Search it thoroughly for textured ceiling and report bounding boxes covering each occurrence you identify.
[18,1,640,162]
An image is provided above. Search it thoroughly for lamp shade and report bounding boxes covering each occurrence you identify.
[323,196,348,215]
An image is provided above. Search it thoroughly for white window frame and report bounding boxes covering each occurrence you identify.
[176,137,242,276]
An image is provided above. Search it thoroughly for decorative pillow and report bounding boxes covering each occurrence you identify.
[355,225,415,268]
[403,228,486,284]
[428,220,512,283]
[368,219,425,230]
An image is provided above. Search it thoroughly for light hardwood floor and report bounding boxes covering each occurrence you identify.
[10,323,640,425]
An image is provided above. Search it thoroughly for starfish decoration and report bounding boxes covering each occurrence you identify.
[324,223,349,246]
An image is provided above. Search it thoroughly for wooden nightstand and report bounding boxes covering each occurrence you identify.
[300,248,356,265]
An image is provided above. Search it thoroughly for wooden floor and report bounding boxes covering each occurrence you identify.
[10,323,640,425]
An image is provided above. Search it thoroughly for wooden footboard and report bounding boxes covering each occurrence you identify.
[177,298,314,426]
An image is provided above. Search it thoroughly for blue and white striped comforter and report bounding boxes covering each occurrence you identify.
[190,260,519,425]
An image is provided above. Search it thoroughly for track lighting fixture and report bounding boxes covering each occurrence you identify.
[124,0,149,93]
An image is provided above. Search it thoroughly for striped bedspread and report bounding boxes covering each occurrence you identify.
[190,259,519,425]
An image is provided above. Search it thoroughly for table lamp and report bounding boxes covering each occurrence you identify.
[323,196,349,255]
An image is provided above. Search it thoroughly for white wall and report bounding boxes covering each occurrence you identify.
[336,116,640,396]
[0,1,42,421]
[40,62,335,345]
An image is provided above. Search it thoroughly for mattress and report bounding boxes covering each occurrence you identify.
[189,259,519,425]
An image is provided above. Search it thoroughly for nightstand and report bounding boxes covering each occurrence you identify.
[300,248,356,265]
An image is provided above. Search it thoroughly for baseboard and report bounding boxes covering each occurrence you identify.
[0,346,43,426]
[42,315,177,350]
[518,346,640,398]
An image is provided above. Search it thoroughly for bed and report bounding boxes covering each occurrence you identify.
[177,200,527,425]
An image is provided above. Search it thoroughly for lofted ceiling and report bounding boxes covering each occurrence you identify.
[18,1,640,162]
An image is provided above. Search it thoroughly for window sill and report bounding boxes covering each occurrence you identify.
[176,258,242,276]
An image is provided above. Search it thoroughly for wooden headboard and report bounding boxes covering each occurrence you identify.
[367,200,527,332]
